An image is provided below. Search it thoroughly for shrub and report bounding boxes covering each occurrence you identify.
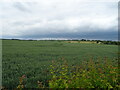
[49,58,119,88]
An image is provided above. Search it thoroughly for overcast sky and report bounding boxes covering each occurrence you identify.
[0,0,119,40]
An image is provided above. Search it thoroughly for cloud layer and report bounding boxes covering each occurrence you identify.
[0,0,118,40]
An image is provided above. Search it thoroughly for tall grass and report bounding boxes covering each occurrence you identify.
[2,40,119,88]
[12,57,119,89]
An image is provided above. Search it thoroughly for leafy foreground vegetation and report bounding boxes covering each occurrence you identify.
[2,40,119,88]
[15,57,119,89]
[49,58,119,88]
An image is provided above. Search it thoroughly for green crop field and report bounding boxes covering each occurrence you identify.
[2,40,119,88]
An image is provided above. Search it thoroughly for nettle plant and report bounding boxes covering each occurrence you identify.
[49,58,119,88]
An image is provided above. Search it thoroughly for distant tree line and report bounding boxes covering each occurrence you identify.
[1,38,120,45]
[71,39,120,45]
[99,41,120,45]
[80,39,120,45]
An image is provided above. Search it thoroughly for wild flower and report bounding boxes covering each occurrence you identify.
[37,81,44,88]
[17,75,26,89]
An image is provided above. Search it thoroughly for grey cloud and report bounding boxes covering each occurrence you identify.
[14,30,118,41]
[13,2,31,12]
[1,1,118,41]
